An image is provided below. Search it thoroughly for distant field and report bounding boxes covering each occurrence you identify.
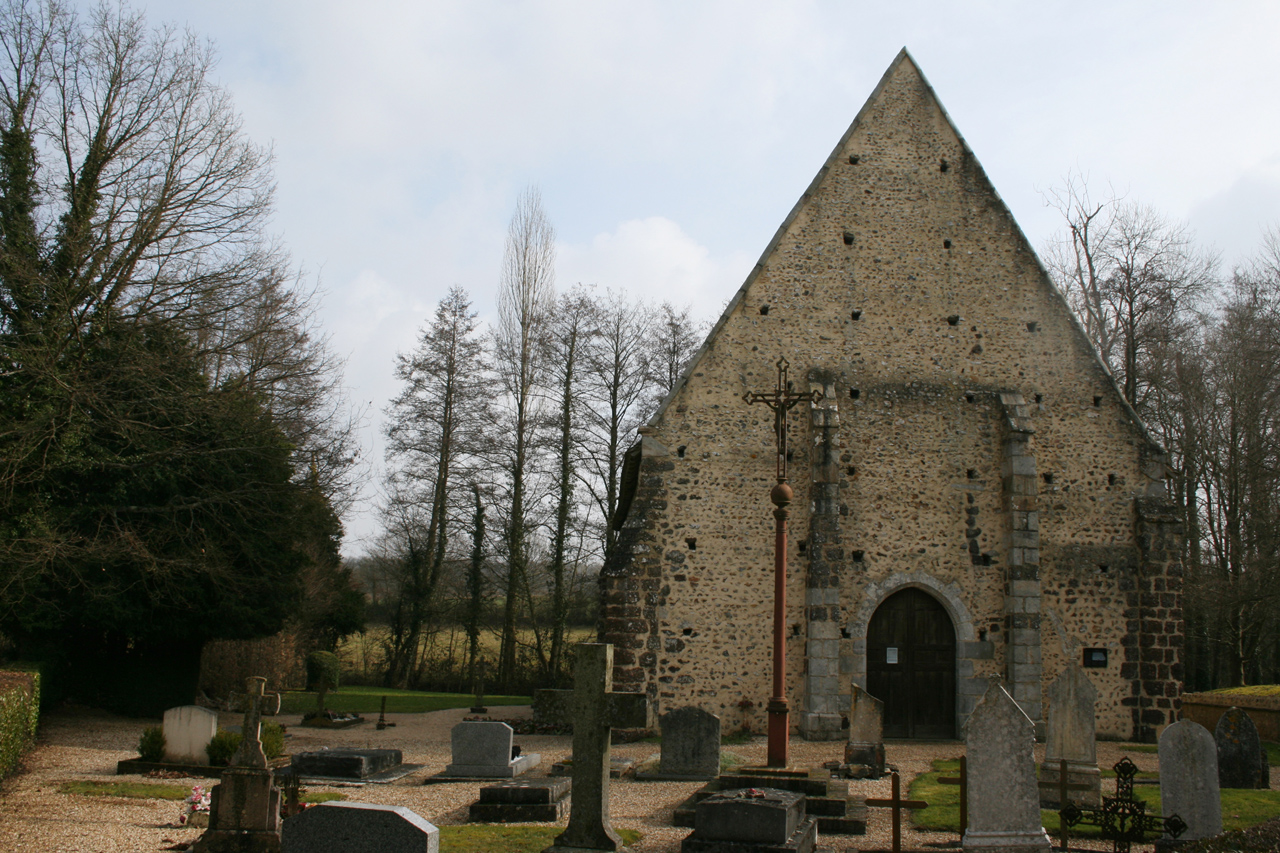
[337,624,595,685]
[280,685,531,715]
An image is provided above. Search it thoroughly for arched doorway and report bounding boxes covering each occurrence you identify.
[866,587,956,738]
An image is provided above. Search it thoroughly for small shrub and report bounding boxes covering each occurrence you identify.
[261,721,285,759]
[306,651,340,694]
[206,729,241,766]
[0,670,40,782]
[138,726,166,762]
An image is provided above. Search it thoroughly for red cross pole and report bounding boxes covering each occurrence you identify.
[743,357,821,768]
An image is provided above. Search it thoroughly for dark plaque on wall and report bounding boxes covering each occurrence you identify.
[1082,648,1108,668]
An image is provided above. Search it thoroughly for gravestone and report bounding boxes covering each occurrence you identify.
[682,788,816,853]
[282,801,438,853]
[291,748,415,781]
[1159,720,1222,843]
[962,683,1051,853]
[192,676,282,853]
[657,707,720,780]
[1038,664,1101,807]
[443,721,539,778]
[1215,706,1269,789]
[542,642,649,853]
[469,778,572,822]
[163,705,219,765]
[844,683,885,778]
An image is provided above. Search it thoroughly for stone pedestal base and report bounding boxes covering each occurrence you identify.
[961,829,1052,853]
[682,788,816,853]
[843,742,885,777]
[190,767,281,853]
[681,817,817,853]
[443,752,540,778]
[1037,761,1100,808]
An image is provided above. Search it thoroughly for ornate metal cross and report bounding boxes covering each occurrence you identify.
[742,357,822,768]
[743,358,822,482]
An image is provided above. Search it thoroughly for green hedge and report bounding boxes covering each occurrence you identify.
[0,669,40,783]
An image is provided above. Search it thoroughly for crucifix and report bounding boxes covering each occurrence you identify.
[229,675,269,770]
[743,357,822,768]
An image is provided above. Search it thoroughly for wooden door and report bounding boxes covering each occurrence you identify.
[866,587,956,738]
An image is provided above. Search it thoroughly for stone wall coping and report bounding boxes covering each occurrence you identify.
[1181,692,1280,712]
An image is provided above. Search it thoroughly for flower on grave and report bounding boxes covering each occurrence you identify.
[179,785,212,825]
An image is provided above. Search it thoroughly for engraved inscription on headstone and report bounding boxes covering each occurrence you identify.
[658,707,720,780]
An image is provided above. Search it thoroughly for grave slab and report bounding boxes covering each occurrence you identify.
[282,801,438,853]
[469,778,572,822]
[681,788,817,853]
[163,705,219,765]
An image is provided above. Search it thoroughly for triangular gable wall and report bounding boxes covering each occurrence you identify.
[646,47,1162,456]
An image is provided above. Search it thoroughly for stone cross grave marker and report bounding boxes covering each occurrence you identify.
[865,771,928,853]
[845,682,885,776]
[1159,719,1222,842]
[658,706,720,780]
[231,675,270,769]
[1039,664,1100,807]
[962,682,1051,853]
[192,676,281,853]
[1215,706,1268,789]
[543,643,649,853]
[162,705,218,765]
[445,720,539,778]
[282,801,439,853]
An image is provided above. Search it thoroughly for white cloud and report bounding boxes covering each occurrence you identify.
[559,217,753,320]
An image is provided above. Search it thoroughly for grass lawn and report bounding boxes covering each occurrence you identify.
[910,759,1280,837]
[280,685,532,715]
[1206,685,1280,698]
[439,826,640,852]
[58,781,343,804]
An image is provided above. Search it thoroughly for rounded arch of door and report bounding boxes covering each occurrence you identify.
[850,573,977,739]
[847,571,977,659]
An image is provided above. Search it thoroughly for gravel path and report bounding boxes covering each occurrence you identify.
[0,706,1197,852]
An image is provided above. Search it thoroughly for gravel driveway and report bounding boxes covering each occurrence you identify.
[0,706,1174,852]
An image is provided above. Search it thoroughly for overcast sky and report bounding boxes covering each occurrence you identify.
[128,0,1280,555]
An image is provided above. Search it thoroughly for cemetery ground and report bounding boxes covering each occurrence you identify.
[0,704,1277,853]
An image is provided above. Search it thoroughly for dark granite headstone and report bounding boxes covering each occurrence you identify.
[659,707,721,780]
[282,801,438,853]
[1215,706,1268,789]
[682,788,816,853]
[291,748,403,780]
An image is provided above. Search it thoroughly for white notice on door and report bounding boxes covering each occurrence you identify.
[886,647,898,664]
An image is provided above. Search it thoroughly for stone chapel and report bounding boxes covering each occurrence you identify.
[601,50,1183,742]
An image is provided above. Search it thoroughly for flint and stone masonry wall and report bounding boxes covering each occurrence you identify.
[600,51,1182,741]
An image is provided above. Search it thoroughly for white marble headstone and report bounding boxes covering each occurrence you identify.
[162,705,218,765]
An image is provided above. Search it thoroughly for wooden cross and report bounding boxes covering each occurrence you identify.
[864,771,928,853]
[938,756,967,841]
[543,643,649,853]
[229,676,269,770]
[1038,758,1093,851]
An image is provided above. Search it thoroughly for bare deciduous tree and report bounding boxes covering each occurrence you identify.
[493,186,555,688]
